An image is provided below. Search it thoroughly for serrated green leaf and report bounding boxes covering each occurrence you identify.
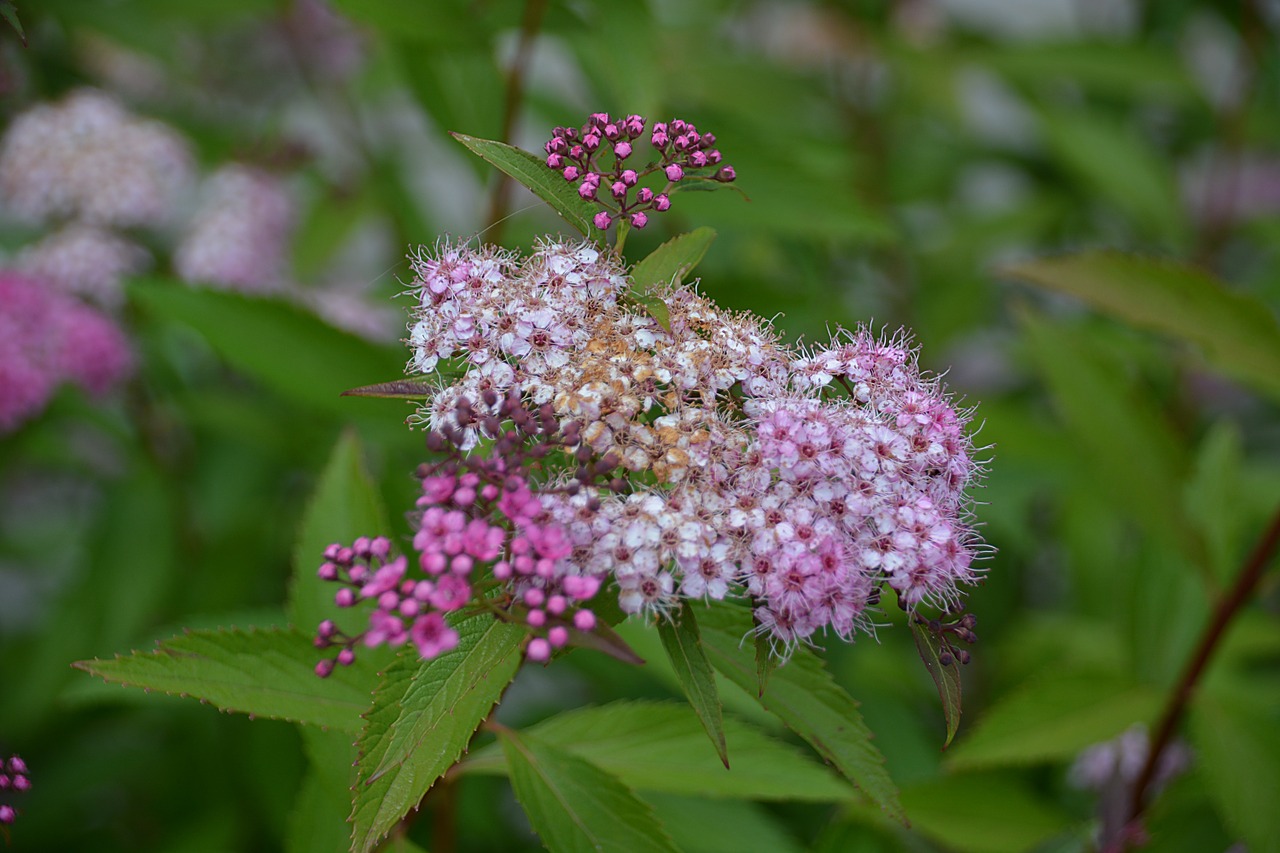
[1005,252,1280,401]
[289,431,390,637]
[462,700,853,801]
[73,628,372,732]
[630,227,717,297]
[910,620,963,748]
[658,604,728,768]
[1191,693,1280,853]
[451,133,602,236]
[350,614,523,853]
[946,673,1163,771]
[499,727,680,853]
[697,606,904,822]
[1,0,25,45]
[127,279,405,417]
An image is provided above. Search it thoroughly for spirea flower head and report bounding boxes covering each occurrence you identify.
[544,113,734,230]
[0,754,31,828]
[174,164,296,292]
[0,271,134,434]
[0,88,192,227]
[400,237,988,658]
[314,389,616,673]
[16,224,150,311]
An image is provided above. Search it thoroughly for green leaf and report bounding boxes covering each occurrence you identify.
[946,673,1163,771]
[73,628,372,732]
[451,133,601,236]
[754,630,777,698]
[910,620,963,748]
[1185,422,1246,586]
[1,0,25,45]
[658,604,729,768]
[289,431,390,636]
[287,729,359,853]
[350,614,524,853]
[128,279,405,417]
[1191,693,1280,853]
[698,606,904,822]
[462,700,853,801]
[639,793,806,853]
[1004,251,1280,401]
[630,227,717,296]
[1037,111,1187,243]
[898,772,1072,853]
[499,727,680,853]
[1017,309,1201,564]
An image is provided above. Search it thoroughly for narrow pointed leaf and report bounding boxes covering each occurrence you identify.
[698,605,904,823]
[499,728,680,853]
[630,227,717,297]
[1003,251,1280,400]
[341,379,439,400]
[755,630,778,698]
[567,620,646,665]
[658,604,728,768]
[1191,693,1280,853]
[462,701,855,801]
[349,614,523,853]
[451,133,600,236]
[910,620,963,748]
[1,0,25,45]
[74,628,372,732]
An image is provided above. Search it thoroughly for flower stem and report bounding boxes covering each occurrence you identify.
[1119,498,1280,846]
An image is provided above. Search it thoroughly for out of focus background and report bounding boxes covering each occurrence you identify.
[1,1,1278,851]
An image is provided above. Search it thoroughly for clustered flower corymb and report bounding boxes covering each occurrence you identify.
[0,754,31,828]
[314,388,616,673]
[544,113,735,231]
[398,236,987,658]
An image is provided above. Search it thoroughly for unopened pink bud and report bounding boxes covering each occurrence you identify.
[578,181,597,200]
[573,609,597,631]
[526,637,551,662]
[547,594,567,615]
[524,588,546,607]
[318,562,338,580]
[337,648,356,666]
[546,153,563,169]
[315,659,336,678]
[637,187,654,203]
[562,165,579,182]
[630,212,648,228]
[664,164,683,182]
[654,194,671,212]
[548,626,569,648]
[494,560,512,580]
[614,141,632,159]
[593,211,612,230]
[584,133,600,151]
[335,588,355,607]
[716,165,736,182]
[526,608,546,627]
[318,619,336,638]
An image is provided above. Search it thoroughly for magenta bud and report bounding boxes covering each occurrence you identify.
[526,637,551,662]
[318,562,338,580]
[611,181,627,199]
[716,165,736,182]
[690,151,708,167]
[493,560,512,579]
[6,758,26,777]
[593,211,612,230]
[637,187,654,203]
[523,588,546,607]
[318,619,336,637]
[337,648,356,666]
[604,123,620,139]
[651,131,668,148]
[630,212,648,228]
[526,608,547,627]
[573,609,597,631]
[562,165,579,182]
[315,659,336,678]
[0,805,14,825]
[335,588,356,607]
[578,181,598,200]
[547,594,567,615]
[584,133,601,151]
[621,169,638,186]
[11,775,29,792]
[664,163,683,182]
[614,141,632,160]
[548,626,569,648]
[546,153,563,169]
[654,194,671,212]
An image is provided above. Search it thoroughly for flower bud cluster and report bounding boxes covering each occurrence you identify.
[0,754,31,827]
[0,271,134,435]
[543,112,734,230]
[315,389,613,673]
[404,238,987,656]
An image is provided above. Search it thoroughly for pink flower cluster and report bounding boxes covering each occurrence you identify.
[544,113,734,230]
[315,391,612,673]
[404,239,987,656]
[0,755,30,827]
[0,272,134,435]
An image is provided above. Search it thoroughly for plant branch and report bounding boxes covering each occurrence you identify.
[1120,499,1280,844]
[484,0,549,240]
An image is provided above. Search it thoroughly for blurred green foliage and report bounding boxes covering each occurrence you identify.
[2,1,1279,851]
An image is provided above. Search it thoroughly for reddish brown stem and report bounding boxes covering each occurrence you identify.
[1120,499,1280,845]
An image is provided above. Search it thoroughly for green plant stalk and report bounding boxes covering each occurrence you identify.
[1121,499,1280,845]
